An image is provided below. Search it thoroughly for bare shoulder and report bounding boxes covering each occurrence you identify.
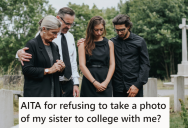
[108,40,114,48]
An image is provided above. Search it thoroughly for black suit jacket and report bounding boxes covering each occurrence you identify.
[22,34,63,97]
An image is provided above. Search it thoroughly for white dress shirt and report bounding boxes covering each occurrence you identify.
[16,31,80,85]
[53,32,80,85]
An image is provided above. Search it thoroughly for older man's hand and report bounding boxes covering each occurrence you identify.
[77,38,85,47]
[17,47,32,66]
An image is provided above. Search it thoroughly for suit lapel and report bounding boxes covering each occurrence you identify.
[51,43,58,64]
[36,34,51,68]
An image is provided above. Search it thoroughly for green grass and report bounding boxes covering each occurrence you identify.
[157,79,188,90]
[14,118,19,126]
[0,61,23,91]
[167,95,188,128]
[157,79,173,90]
[0,82,3,89]
[168,95,188,111]
[13,97,19,125]
[170,113,185,128]
[14,98,19,113]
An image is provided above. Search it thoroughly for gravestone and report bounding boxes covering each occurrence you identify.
[164,18,188,86]
[174,76,185,112]
[0,89,14,128]
[144,78,157,97]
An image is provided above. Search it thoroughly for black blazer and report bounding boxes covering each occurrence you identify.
[22,34,63,97]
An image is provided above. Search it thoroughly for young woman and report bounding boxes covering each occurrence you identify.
[78,16,115,97]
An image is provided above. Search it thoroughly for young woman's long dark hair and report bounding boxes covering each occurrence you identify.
[85,16,106,56]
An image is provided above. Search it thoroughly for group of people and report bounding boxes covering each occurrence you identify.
[16,7,150,97]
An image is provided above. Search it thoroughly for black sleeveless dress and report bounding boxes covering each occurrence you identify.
[80,37,112,97]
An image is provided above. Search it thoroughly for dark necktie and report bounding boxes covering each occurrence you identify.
[61,33,72,79]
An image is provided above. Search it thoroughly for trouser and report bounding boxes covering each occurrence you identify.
[59,80,73,97]
[113,87,143,97]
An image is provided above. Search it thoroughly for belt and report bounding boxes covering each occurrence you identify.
[87,65,107,68]
[60,81,69,85]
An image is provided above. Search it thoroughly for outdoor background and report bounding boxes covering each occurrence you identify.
[1,0,188,80]
[1,0,188,127]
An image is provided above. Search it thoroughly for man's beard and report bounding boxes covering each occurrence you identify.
[119,32,127,39]
[62,27,69,33]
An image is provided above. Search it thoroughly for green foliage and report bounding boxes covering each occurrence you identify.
[179,98,188,127]
[1,0,187,79]
[68,3,118,42]
[119,0,188,79]
[0,0,56,70]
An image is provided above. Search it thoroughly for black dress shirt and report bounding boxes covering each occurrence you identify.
[111,32,150,92]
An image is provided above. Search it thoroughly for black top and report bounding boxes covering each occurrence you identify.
[22,34,63,97]
[86,37,109,67]
[80,37,112,97]
[111,32,150,92]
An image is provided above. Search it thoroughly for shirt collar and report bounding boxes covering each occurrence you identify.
[128,32,134,40]
[115,31,134,40]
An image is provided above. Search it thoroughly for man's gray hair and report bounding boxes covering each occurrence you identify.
[39,15,61,31]
[57,7,75,18]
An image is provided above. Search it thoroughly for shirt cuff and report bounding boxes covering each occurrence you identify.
[134,81,142,89]
[74,84,79,87]
[73,77,79,85]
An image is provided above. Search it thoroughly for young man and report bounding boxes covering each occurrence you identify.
[111,14,150,97]
[77,14,150,97]
[16,7,80,97]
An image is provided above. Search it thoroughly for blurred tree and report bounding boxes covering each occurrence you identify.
[103,7,119,39]
[68,2,118,42]
[0,0,56,71]
[68,3,104,42]
[119,0,188,79]
[1,0,185,79]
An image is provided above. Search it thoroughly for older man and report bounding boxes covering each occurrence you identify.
[16,7,80,97]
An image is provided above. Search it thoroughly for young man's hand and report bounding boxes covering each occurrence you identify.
[127,85,139,97]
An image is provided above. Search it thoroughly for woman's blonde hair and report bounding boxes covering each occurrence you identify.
[39,15,61,31]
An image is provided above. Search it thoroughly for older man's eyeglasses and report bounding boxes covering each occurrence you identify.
[114,28,126,33]
[60,17,75,27]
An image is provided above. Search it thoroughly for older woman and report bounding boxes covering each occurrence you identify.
[22,15,65,97]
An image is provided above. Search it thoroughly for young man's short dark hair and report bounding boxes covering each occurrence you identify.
[112,14,133,31]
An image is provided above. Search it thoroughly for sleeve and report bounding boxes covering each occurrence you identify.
[71,37,80,86]
[15,32,40,60]
[15,50,19,59]
[22,40,44,79]
[134,39,150,89]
